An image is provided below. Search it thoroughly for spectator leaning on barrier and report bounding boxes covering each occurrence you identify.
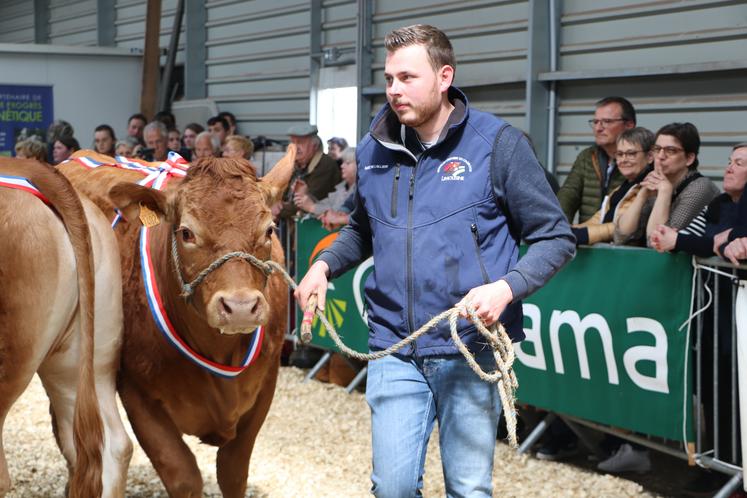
[143,121,169,162]
[194,131,220,159]
[650,143,747,256]
[294,146,357,219]
[571,127,655,246]
[614,122,720,247]
[52,136,80,164]
[295,24,575,497]
[93,124,116,156]
[272,123,341,221]
[557,97,636,223]
[15,139,48,162]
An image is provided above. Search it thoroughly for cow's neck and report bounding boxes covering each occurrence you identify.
[148,224,252,366]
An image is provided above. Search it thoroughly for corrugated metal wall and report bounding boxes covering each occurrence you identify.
[204,0,312,139]
[553,0,747,183]
[115,0,185,65]
[1,0,745,180]
[49,0,98,46]
[0,1,35,43]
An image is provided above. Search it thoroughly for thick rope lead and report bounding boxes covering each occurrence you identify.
[265,260,520,448]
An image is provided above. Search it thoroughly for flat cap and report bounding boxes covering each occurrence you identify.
[287,123,318,136]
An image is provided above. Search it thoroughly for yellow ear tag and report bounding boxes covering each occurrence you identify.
[138,202,160,228]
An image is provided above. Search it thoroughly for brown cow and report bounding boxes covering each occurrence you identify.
[59,147,296,497]
[0,159,132,497]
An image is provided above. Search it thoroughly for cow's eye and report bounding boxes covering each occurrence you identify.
[178,227,196,244]
[265,225,275,239]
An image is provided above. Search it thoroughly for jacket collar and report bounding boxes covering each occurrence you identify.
[369,87,470,162]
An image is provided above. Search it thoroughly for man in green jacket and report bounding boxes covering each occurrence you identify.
[557,97,636,223]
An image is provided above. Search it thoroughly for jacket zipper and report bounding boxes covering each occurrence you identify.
[470,223,490,284]
[406,164,418,352]
[390,165,400,218]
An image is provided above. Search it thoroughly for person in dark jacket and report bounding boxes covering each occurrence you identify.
[295,24,575,497]
[273,124,341,221]
[557,96,636,223]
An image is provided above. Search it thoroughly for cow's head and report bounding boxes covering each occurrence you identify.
[109,146,296,335]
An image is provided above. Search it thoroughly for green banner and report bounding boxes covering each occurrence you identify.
[295,219,694,442]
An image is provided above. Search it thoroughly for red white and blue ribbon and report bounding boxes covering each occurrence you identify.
[0,174,51,205]
[139,226,265,378]
[64,151,189,227]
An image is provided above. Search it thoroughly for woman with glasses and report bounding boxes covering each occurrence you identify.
[614,122,719,246]
[571,127,654,245]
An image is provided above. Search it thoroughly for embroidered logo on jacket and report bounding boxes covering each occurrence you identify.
[437,157,472,181]
[364,164,389,170]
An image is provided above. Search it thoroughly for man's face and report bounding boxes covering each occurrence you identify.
[591,103,632,149]
[195,136,216,159]
[384,44,450,129]
[144,129,168,161]
[94,130,114,154]
[723,147,747,199]
[208,122,228,145]
[290,135,317,167]
[128,118,145,138]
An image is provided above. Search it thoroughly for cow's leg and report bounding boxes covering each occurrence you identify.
[216,364,279,498]
[119,380,203,497]
[86,198,133,498]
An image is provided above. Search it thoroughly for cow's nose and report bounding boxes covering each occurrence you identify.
[210,290,266,330]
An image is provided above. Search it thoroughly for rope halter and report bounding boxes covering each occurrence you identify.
[169,232,275,298]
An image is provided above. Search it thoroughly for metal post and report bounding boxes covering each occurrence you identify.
[97,0,116,46]
[33,0,49,44]
[345,366,368,393]
[158,0,185,112]
[713,273,720,459]
[713,473,743,498]
[546,0,560,174]
[356,0,374,142]
[184,0,206,99]
[304,351,332,382]
[517,412,555,454]
[309,0,322,126]
[696,266,703,454]
[525,0,551,167]
[732,269,739,463]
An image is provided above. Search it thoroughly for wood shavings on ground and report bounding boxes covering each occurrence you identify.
[3,367,655,497]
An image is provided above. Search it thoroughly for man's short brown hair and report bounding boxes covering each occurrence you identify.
[384,24,456,73]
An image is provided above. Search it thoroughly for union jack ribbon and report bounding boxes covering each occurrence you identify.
[0,174,51,205]
[65,150,189,227]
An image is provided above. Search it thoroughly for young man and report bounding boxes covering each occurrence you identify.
[296,25,575,496]
[557,96,636,223]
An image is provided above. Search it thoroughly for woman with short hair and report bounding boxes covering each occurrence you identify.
[52,136,80,164]
[614,122,719,246]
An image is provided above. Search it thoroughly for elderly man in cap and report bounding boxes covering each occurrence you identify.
[273,123,341,221]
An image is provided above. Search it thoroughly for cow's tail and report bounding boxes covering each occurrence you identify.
[29,161,104,498]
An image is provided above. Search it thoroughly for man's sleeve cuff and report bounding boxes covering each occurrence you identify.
[317,251,342,278]
[501,271,528,302]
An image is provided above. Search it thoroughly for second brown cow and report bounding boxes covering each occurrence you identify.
[60,146,296,497]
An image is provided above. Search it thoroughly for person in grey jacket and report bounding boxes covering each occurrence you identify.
[295,24,575,497]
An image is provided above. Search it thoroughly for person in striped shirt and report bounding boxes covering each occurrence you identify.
[650,142,747,256]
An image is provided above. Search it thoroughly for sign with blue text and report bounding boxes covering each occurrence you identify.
[0,84,54,156]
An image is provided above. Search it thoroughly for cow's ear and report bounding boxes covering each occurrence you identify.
[259,143,297,205]
[109,182,175,225]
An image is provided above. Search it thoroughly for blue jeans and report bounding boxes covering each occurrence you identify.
[366,351,502,498]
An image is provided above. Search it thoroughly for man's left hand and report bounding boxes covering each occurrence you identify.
[457,280,514,326]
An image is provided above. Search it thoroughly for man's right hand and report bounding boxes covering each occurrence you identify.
[294,260,330,312]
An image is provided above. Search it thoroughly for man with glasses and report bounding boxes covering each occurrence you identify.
[557,96,636,223]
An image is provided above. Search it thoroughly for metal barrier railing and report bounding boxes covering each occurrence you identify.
[692,256,746,497]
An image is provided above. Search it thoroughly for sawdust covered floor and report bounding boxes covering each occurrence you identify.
[4,367,655,497]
